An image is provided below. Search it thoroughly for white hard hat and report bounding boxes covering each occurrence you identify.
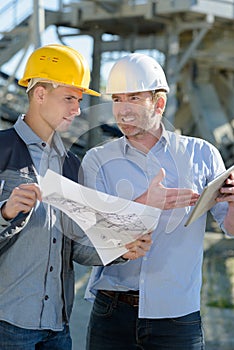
[106,53,170,94]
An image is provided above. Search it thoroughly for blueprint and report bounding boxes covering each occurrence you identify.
[40,169,161,265]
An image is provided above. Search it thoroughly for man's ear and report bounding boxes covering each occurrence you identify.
[33,85,47,104]
[155,96,166,115]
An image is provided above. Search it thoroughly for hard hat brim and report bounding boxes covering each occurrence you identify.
[83,87,101,97]
[18,78,101,97]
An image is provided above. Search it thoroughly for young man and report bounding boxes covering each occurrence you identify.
[0,45,152,350]
[82,53,234,349]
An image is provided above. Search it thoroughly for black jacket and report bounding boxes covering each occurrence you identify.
[0,127,101,322]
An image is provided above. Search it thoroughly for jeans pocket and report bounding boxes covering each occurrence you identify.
[171,311,201,325]
[92,292,115,318]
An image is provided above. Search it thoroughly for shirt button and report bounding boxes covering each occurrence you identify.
[42,142,46,147]
[53,238,57,244]
[50,266,53,272]
[45,295,49,300]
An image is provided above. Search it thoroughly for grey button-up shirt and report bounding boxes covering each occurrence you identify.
[0,116,67,330]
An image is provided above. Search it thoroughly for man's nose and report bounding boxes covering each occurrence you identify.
[72,101,81,116]
[116,102,133,115]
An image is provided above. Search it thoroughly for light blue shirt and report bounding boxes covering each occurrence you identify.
[82,126,228,318]
[0,116,66,330]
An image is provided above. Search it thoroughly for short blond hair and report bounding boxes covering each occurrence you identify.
[27,82,54,101]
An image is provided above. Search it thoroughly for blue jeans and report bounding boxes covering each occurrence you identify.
[86,291,205,350]
[0,321,72,350]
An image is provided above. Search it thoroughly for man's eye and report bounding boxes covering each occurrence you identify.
[130,96,140,101]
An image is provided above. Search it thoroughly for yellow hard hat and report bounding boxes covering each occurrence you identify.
[18,44,100,96]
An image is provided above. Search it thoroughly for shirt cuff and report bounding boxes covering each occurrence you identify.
[0,201,11,228]
[110,256,130,265]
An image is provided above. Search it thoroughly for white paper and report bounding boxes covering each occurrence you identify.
[40,170,161,265]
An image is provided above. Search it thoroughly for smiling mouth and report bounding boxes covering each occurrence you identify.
[120,116,136,123]
[63,117,75,123]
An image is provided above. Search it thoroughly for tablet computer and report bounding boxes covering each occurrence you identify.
[184,164,234,227]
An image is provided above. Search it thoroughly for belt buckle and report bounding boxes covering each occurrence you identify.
[132,297,139,307]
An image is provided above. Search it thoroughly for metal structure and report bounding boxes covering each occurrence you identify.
[0,0,233,165]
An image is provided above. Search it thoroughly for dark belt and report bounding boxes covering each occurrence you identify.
[99,290,139,307]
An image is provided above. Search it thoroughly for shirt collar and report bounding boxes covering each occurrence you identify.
[14,115,67,157]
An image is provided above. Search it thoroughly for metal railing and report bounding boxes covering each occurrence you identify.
[0,0,32,35]
[0,0,70,37]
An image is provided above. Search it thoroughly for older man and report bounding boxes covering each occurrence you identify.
[82,53,234,350]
